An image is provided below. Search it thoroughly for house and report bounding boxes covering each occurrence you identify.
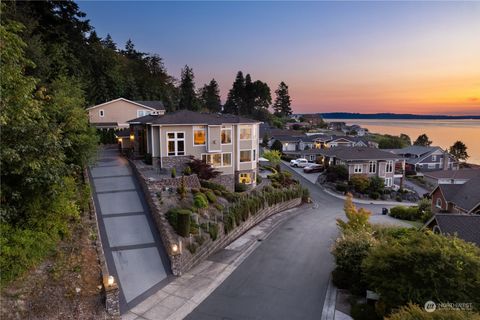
[285,147,405,187]
[327,121,346,131]
[126,110,261,190]
[388,146,459,173]
[302,113,325,126]
[270,134,377,152]
[423,168,480,186]
[424,214,480,246]
[87,98,166,129]
[430,175,480,214]
[342,124,367,136]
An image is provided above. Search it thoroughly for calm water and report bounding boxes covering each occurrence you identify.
[328,119,480,164]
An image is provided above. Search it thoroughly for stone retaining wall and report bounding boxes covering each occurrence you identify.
[130,159,302,276]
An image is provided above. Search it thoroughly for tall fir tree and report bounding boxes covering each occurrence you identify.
[223,71,245,115]
[200,79,222,112]
[273,81,292,117]
[177,65,199,111]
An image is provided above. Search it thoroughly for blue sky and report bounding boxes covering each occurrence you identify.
[78,1,480,115]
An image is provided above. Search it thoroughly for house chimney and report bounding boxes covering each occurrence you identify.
[443,149,449,170]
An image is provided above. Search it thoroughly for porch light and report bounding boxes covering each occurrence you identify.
[130,133,135,141]
[117,137,123,143]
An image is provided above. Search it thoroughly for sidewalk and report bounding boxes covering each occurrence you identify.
[320,187,417,206]
[122,205,303,320]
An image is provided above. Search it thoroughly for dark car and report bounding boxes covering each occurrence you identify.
[303,164,324,173]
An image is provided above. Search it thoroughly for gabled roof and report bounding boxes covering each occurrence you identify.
[425,214,480,246]
[128,110,260,125]
[271,135,303,143]
[86,98,165,111]
[433,176,480,213]
[316,146,402,161]
[423,169,480,181]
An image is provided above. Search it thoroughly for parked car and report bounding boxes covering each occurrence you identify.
[303,164,324,173]
[290,158,309,168]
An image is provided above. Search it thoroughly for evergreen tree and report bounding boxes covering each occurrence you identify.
[273,81,292,117]
[200,79,221,112]
[223,71,245,115]
[177,65,199,110]
[102,33,116,50]
[413,134,432,146]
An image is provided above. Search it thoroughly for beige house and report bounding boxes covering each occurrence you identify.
[87,98,166,129]
[127,110,261,190]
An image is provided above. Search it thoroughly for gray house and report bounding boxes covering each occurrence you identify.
[388,146,458,173]
[127,110,261,190]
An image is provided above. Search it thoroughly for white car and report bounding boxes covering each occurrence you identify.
[290,158,309,168]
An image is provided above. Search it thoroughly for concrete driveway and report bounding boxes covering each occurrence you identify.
[186,162,411,320]
[89,146,171,313]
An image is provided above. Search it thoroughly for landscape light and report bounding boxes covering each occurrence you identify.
[107,275,115,286]
[118,137,123,143]
[130,133,134,141]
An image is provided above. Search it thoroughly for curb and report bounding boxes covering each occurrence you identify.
[320,187,417,206]
[321,276,337,320]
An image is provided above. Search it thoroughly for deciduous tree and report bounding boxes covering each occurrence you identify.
[414,134,432,146]
[449,141,469,162]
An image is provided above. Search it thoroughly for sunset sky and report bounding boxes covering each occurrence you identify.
[79,1,480,115]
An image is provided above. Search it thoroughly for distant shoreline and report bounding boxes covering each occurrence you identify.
[319,112,480,120]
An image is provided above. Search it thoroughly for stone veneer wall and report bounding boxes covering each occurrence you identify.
[211,174,235,192]
[130,159,301,276]
[83,169,120,317]
[151,175,201,189]
[161,155,192,171]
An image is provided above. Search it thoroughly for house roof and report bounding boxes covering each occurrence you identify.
[115,128,130,137]
[320,146,401,161]
[90,122,119,128]
[423,169,480,181]
[86,98,166,111]
[435,175,480,213]
[388,146,445,165]
[427,214,480,246]
[127,110,260,125]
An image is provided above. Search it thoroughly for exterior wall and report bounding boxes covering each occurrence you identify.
[431,188,448,213]
[282,142,297,151]
[211,174,235,191]
[89,99,157,127]
[346,160,396,186]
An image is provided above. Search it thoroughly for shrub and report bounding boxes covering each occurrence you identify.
[214,203,224,211]
[171,167,176,178]
[194,193,208,209]
[337,194,371,232]
[144,153,152,165]
[191,188,199,194]
[270,139,283,152]
[187,242,198,254]
[417,198,433,222]
[336,183,348,192]
[351,303,382,320]
[362,231,480,314]
[177,176,187,200]
[205,190,217,203]
[175,209,192,237]
[224,213,235,233]
[235,183,248,192]
[194,235,206,246]
[302,187,310,202]
[368,176,384,193]
[208,223,219,241]
[389,206,419,221]
[386,303,479,320]
[183,166,192,176]
[262,150,281,165]
[369,192,380,200]
[331,230,376,292]
[213,189,222,196]
[326,165,348,182]
[396,195,402,202]
[351,175,370,193]
[256,175,262,184]
[188,158,221,180]
[200,180,227,192]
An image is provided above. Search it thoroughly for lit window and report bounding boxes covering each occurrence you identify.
[436,198,442,208]
[223,153,232,166]
[167,132,185,156]
[240,150,251,162]
[194,126,206,145]
[369,161,377,173]
[354,164,363,173]
[99,109,105,117]
[221,128,232,144]
[239,125,252,140]
[386,160,393,173]
[202,153,232,167]
[239,173,252,184]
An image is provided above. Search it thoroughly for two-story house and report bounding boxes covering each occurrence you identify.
[388,146,458,174]
[87,98,166,129]
[430,175,480,214]
[127,110,260,190]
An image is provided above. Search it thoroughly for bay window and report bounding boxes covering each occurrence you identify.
[239,125,252,140]
[202,152,232,167]
[240,150,252,162]
[239,173,252,184]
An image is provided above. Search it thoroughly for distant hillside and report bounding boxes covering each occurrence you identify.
[319,113,480,120]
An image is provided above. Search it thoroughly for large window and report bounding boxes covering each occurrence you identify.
[239,125,252,140]
[221,127,232,144]
[240,150,252,162]
[369,161,377,173]
[167,132,185,156]
[202,152,232,167]
[386,160,394,173]
[354,164,363,173]
[194,126,206,145]
[239,173,252,184]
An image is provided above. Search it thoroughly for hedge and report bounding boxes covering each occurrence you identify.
[389,205,420,221]
[166,208,192,237]
[205,190,217,203]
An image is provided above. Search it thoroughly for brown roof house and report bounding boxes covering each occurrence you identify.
[126,110,261,191]
[430,175,480,214]
[423,168,480,186]
[87,98,166,129]
[424,214,480,246]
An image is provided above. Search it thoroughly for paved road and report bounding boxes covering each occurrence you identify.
[186,163,403,320]
[89,146,171,313]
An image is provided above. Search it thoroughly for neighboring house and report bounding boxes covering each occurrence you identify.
[127,110,261,190]
[285,147,404,187]
[388,146,459,173]
[327,121,346,131]
[430,175,480,214]
[270,134,377,152]
[302,113,324,126]
[424,214,480,246]
[87,98,166,129]
[423,168,480,186]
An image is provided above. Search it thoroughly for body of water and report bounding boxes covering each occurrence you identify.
[328,119,480,164]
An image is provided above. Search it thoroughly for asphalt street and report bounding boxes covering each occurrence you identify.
[186,163,395,320]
